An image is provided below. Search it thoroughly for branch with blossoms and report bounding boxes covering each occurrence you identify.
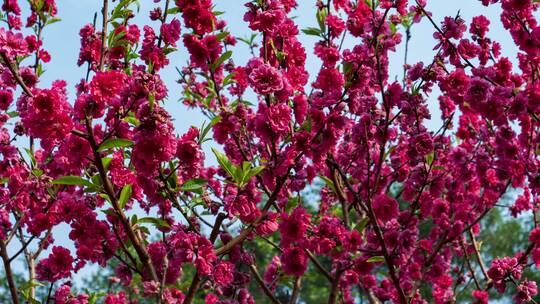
[1,0,540,303]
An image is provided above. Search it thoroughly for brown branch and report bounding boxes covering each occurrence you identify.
[305,249,333,282]
[326,157,405,304]
[289,276,302,304]
[460,239,481,290]
[327,270,344,304]
[468,230,490,283]
[366,289,382,304]
[249,264,282,304]
[1,239,20,304]
[5,212,26,244]
[84,116,159,283]
[327,157,350,227]
[1,53,33,97]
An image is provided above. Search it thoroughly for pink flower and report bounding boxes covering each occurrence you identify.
[161,19,181,46]
[264,256,281,289]
[17,80,73,150]
[244,4,286,36]
[472,290,489,304]
[54,284,89,304]
[109,151,136,187]
[176,0,216,35]
[89,70,126,103]
[529,228,540,245]
[281,246,308,276]
[77,24,101,68]
[132,104,176,178]
[372,194,399,223]
[36,246,74,282]
[314,43,340,67]
[279,207,310,247]
[441,16,467,40]
[0,209,10,240]
[248,61,284,95]
[488,257,522,293]
[347,1,371,37]
[326,14,345,38]
[515,280,538,304]
[140,25,168,71]
[293,94,308,124]
[163,288,185,304]
[176,127,204,180]
[0,90,13,111]
[502,0,532,11]
[2,0,21,15]
[104,292,127,304]
[470,15,490,38]
[253,102,291,143]
[313,67,344,93]
[213,261,234,286]
[183,34,222,71]
[0,27,28,57]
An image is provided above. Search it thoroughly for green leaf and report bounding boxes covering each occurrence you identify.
[24,148,36,167]
[426,151,435,166]
[222,72,236,86]
[198,116,221,144]
[131,214,138,225]
[52,176,93,187]
[319,175,337,193]
[166,7,181,14]
[97,138,134,152]
[212,148,236,179]
[102,157,113,171]
[366,256,385,263]
[354,217,370,234]
[46,17,61,25]
[301,27,323,37]
[316,7,328,32]
[181,178,208,194]
[149,93,155,111]
[211,50,232,71]
[242,166,264,185]
[238,33,258,46]
[285,196,300,213]
[215,31,229,41]
[101,209,117,217]
[137,217,170,229]
[119,184,132,209]
[163,47,177,55]
[123,116,140,126]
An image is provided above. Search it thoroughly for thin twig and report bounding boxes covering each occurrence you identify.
[249,264,282,304]
[99,0,109,71]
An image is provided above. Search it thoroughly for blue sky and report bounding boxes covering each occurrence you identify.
[6,0,524,288]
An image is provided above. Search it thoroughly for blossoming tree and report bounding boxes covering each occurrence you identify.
[1,0,540,303]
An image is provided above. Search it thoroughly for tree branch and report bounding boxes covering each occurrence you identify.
[1,239,20,304]
[249,264,282,304]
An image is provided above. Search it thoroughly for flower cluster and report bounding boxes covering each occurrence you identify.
[1,0,540,304]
